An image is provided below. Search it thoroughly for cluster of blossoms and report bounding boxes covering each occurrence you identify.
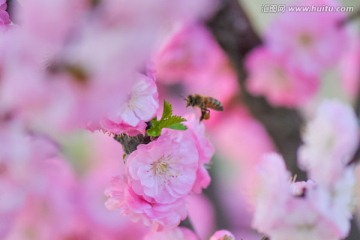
[252,100,359,240]
[104,113,214,231]
[245,0,349,107]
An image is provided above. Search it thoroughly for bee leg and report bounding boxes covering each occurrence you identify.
[200,108,210,121]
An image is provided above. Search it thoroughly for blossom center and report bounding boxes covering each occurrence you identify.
[273,68,290,89]
[298,33,313,47]
[151,156,178,180]
[152,161,169,175]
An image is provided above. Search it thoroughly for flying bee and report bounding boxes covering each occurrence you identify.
[185,94,223,121]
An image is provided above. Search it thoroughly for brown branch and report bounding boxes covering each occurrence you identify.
[354,70,360,118]
[338,7,360,27]
[206,0,305,179]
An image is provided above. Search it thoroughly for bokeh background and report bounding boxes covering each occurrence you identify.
[2,0,360,239]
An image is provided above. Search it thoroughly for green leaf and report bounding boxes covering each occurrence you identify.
[160,115,186,127]
[146,100,187,137]
[146,128,160,137]
[167,123,187,130]
[162,100,173,119]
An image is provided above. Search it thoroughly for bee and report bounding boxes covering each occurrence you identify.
[185,94,223,121]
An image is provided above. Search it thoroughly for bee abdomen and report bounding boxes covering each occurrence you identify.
[206,97,223,111]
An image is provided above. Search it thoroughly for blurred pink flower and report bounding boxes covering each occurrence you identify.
[127,129,199,204]
[5,157,81,240]
[0,28,136,132]
[245,47,319,107]
[252,153,291,234]
[253,153,355,240]
[210,107,274,232]
[339,34,360,98]
[308,169,355,238]
[3,0,213,132]
[210,229,235,240]
[77,132,148,239]
[144,227,198,240]
[265,0,348,75]
[0,0,9,27]
[0,0,6,9]
[155,24,224,83]
[298,100,359,187]
[155,23,239,106]
[0,119,58,238]
[187,194,215,239]
[0,11,9,27]
[290,180,316,197]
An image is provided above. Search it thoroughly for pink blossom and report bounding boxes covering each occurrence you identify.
[105,176,187,231]
[298,100,359,187]
[245,47,319,107]
[265,0,348,75]
[99,73,159,135]
[105,123,215,230]
[210,229,235,240]
[144,227,198,240]
[184,114,214,193]
[127,129,199,204]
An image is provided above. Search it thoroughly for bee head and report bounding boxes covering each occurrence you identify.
[185,95,193,107]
